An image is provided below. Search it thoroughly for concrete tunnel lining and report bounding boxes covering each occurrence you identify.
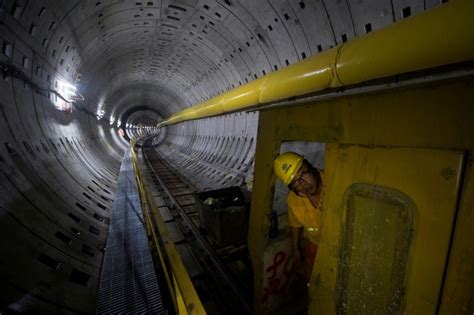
[0,0,461,313]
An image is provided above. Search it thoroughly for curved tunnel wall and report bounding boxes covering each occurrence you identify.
[0,88,123,312]
[0,0,450,313]
[0,2,128,311]
[158,111,259,191]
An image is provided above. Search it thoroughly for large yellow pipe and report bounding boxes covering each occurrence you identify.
[158,0,474,127]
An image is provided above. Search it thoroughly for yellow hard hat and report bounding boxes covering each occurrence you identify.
[273,152,304,186]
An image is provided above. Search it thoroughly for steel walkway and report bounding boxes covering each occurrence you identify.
[96,150,167,314]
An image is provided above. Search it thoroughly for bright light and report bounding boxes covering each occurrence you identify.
[96,96,106,120]
[54,80,80,111]
[97,109,105,119]
[56,80,76,98]
[109,113,115,125]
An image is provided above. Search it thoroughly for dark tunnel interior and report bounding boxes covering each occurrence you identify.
[0,0,473,314]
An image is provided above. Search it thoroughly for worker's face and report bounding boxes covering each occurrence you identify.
[290,163,318,196]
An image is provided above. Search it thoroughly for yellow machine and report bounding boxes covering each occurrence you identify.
[249,77,474,314]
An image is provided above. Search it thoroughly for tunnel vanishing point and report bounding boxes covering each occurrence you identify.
[0,0,473,314]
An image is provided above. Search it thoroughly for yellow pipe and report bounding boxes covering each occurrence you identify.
[175,107,199,122]
[336,0,474,85]
[195,95,225,117]
[157,0,474,127]
[259,47,342,103]
[222,76,267,112]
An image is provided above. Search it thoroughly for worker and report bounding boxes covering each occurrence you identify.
[273,152,323,285]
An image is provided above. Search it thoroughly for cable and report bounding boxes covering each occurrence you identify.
[0,61,103,120]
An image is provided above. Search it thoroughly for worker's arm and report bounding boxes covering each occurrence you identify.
[290,226,302,270]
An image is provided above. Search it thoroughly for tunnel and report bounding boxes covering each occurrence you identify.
[0,0,473,314]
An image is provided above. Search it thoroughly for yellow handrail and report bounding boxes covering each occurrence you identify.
[157,0,473,127]
[130,139,206,315]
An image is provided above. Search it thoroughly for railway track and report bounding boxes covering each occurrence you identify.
[141,141,253,314]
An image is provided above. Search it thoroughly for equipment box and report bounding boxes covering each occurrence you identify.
[195,186,249,247]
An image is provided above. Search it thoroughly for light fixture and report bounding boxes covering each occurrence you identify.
[54,79,83,111]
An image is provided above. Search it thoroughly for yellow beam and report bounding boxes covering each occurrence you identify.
[130,140,206,314]
[439,163,474,314]
[157,0,473,127]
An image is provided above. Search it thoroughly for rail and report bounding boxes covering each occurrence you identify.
[143,146,252,313]
[130,138,206,315]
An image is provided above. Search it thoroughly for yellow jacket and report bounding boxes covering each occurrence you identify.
[287,173,323,245]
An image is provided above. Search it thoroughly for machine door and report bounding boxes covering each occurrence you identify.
[310,145,464,314]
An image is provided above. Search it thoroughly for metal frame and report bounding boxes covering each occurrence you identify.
[143,148,252,313]
[248,76,474,313]
[130,139,206,315]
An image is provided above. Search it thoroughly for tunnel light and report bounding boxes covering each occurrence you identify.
[55,79,85,110]
[54,80,80,111]
[109,114,115,126]
[57,80,77,100]
[96,96,106,120]
[96,108,105,120]
[97,111,105,120]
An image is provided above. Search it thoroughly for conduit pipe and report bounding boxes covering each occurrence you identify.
[157,0,474,127]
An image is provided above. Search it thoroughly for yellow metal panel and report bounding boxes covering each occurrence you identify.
[273,79,474,149]
[309,145,464,314]
[439,162,474,314]
[337,0,474,85]
[174,275,189,314]
[248,111,282,315]
[338,185,414,313]
[249,78,474,314]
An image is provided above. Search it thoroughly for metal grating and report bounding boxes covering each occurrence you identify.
[97,151,167,314]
